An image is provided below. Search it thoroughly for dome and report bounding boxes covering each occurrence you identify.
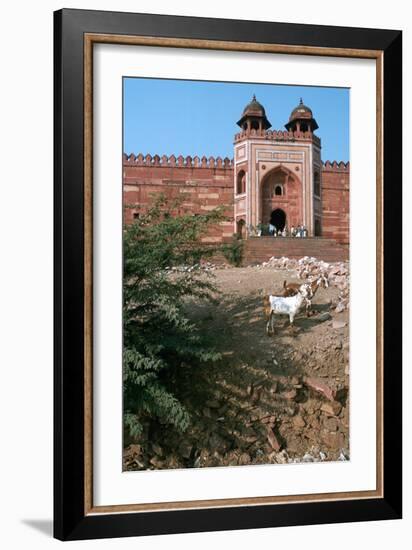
[289,98,313,121]
[285,98,318,132]
[236,94,271,130]
[242,94,267,117]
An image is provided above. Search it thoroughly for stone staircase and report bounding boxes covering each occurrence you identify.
[242,237,349,265]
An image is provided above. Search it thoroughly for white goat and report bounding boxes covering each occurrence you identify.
[264,285,311,335]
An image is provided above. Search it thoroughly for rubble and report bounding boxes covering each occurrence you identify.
[321,401,343,416]
[303,376,337,401]
[332,320,347,330]
[266,426,282,451]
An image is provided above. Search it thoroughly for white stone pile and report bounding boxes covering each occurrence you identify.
[164,261,221,273]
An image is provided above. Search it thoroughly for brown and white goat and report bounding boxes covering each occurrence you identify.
[282,274,329,316]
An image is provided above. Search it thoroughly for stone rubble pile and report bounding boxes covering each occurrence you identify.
[124,370,350,471]
[254,255,350,312]
[164,260,222,273]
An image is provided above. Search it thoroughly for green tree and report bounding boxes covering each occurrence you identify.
[123,195,224,440]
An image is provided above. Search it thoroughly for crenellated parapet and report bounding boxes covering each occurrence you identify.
[322,160,350,172]
[234,127,321,147]
[123,153,234,169]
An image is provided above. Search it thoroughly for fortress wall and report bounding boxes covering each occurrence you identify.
[123,155,235,243]
[321,161,350,245]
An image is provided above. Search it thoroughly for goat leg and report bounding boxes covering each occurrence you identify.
[266,313,274,336]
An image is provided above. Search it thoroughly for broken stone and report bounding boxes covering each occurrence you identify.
[179,442,193,459]
[152,443,163,456]
[133,457,146,469]
[285,435,302,453]
[304,399,319,415]
[303,377,337,401]
[124,444,141,458]
[282,388,298,401]
[285,405,297,416]
[305,429,319,441]
[302,452,315,462]
[238,453,251,465]
[254,388,264,402]
[149,456,164,468]
[332,320,347,329]
[266,426,282,451]
[321,401,342,416]
[323,416,339,431]
[293,415,306,428]
[270,381,278,394]
[209,433,230,452]
[275,450,289,464]
[321,430,345,450]
[166,455,181,469]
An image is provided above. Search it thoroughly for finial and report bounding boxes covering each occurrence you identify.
[299,97,303,105]
[252,94,256,101]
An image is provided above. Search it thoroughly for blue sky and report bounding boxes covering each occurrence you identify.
[123,78,349,162]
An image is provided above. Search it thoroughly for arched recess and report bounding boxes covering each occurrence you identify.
[236,170,246,195]
[236,218,246,239]
[260,165,301,228]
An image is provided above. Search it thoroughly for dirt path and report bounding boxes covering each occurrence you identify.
[124,265,350,471]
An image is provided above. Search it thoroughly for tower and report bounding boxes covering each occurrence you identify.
[233,96,322,237]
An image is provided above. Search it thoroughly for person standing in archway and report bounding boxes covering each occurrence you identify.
[268,221,275,236]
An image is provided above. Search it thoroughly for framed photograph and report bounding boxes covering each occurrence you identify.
[54,8,402,541]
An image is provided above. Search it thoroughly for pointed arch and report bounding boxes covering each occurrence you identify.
[260,165,302,228]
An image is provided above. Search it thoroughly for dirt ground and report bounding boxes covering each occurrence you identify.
[124,264,350,471]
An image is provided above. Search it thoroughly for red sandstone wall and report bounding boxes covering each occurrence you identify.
[321,161,350,245]
[123,154,234,243]
[123,154,350,246]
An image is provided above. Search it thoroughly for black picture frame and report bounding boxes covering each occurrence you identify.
[54,8,402,541]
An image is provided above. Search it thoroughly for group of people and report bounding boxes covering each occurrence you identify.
[267,223,308,238]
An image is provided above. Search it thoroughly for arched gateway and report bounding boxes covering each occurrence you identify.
[260,166,302,232]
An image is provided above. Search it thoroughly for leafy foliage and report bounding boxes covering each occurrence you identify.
[222,233,244,266]
[123,195,225,439]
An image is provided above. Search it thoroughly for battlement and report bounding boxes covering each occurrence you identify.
[123,153,234,169]
[123,153,349,173]
[322,160,350,172]
[234,128,321,147]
